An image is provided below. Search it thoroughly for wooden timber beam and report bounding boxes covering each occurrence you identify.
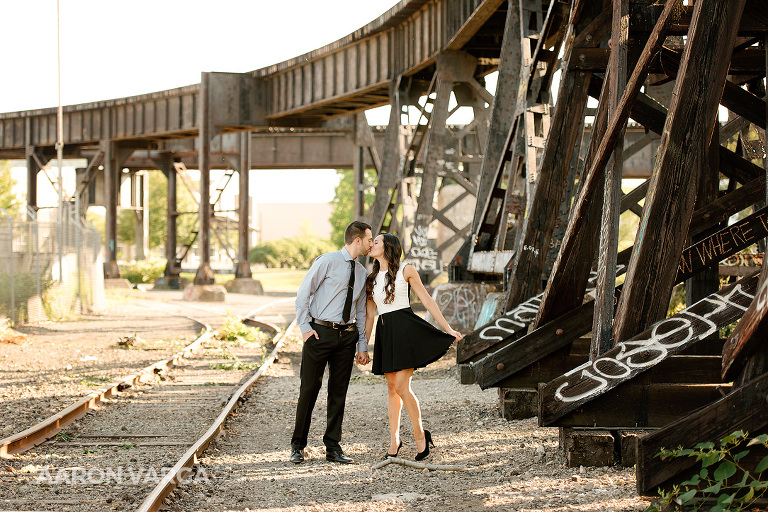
[459,173,764,365]
[612,0,748,344]
[532,0,681,331]
[502,41,592,312]
[539,271,760,427]
[592,0,629,356]
[473,208,768,389]
[722,259,768,380]
[636,371,768,495]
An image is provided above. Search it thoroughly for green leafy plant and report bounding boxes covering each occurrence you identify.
[118,259,166,284]
[647,430,768,512]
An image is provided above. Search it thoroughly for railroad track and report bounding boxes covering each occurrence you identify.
[0,298,296,512]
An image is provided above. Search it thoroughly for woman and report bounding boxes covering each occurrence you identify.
[365,233,463,461]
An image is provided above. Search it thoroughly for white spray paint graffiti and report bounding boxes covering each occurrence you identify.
[553,282,756,404]
[436,285,479,328]
[477,268,616,342]
[407,219,441,274]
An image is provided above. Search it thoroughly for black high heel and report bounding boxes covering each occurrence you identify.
[384,440,403,459]
[415,430,434,461]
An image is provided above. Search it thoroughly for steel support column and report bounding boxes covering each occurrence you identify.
[235,131,252,279]
[369,77,408,236]
[24,118,40,212]
[194,72,215,285]
[103,139,120,278]
[156,153,179,278]
[405,51,480,281]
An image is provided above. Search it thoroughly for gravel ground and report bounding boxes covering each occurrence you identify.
[167,337,653,512]
[0,289,655,511]
[0,290,294,438]
[0,289,296,510]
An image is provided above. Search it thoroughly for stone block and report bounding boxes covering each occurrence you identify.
[498,387,538,420]
[225,278,264,295]
[182,284,227,302]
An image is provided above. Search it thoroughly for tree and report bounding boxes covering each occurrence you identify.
[328,168,376,246]
[0,162,20,218]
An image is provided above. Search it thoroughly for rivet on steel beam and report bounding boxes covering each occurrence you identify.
[496,363,505,371]
[556,329,564,336]
[585,34,593,42]
[579,54,586,63]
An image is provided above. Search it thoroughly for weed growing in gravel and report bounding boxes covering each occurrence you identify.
[80,375,110,386]
[647,430,768,512]
[209,360,262,371]
[217,316,270,346]
[55,432,73,441]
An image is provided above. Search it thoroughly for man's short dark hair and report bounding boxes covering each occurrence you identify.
[344,221,371,245]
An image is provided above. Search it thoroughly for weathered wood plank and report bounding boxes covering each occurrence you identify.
[533,0,680,330]
[612,0,747,343]
[498,354,724,389]
[539,272,759,426]
[502,65,591,311]
[722,258,768,380]
[475,212,766,388]
[544,382,731,429]
[676,207,768,283]
[636,371,768,494]
[593,0,629,357]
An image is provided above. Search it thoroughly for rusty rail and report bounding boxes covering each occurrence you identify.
[136,319,297,512]
[0,323,214,457]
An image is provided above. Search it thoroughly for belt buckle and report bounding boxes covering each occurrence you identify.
[331,322,341,329]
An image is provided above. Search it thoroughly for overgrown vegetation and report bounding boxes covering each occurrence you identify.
[647,430,768,512]
[118,259,167,284]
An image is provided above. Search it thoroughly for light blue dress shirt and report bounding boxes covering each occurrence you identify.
[295,248,368,352]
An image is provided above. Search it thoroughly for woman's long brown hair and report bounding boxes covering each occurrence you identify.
[366,233,402,304]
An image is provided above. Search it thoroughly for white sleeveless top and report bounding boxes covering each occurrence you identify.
[372,265,410,314]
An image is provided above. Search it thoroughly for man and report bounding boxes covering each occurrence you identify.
[290,220,373,464]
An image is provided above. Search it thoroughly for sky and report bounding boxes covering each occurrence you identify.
[0,0,402,203]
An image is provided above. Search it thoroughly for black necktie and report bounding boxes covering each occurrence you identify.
[342,260,355,323]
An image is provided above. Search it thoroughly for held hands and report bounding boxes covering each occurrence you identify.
[302,330,319,342]
[355,351,370,365]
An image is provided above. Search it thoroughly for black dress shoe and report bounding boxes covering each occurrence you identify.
[325,448,354,464]
[290,448,304,464]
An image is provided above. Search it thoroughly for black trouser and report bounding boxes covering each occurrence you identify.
[291,322,357,451]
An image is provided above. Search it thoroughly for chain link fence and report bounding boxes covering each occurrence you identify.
[0,206,105,326]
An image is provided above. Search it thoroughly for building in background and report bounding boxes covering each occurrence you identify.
[256,203,332,243]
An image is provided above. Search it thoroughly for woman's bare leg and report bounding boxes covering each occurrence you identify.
[385,372,403,454]
[392,369,427,452]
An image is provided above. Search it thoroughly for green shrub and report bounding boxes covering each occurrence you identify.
[119,259,167,284]
[647,430,768,512]
[249,237,335,269]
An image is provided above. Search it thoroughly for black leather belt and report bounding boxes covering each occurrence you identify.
[311,318,355,331]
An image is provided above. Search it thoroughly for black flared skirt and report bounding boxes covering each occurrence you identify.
[371,307,454,375]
